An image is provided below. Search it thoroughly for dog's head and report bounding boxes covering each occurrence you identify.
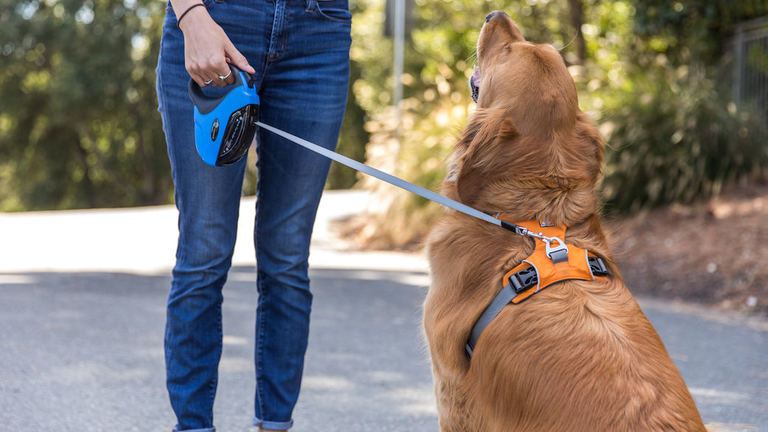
[451,12,603,223]
[470,11,579,135]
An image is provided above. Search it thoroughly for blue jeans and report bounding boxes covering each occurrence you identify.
[155,0,351,430]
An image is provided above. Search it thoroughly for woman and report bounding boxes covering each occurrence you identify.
[155,0,351,430]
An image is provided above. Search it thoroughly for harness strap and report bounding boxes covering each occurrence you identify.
[465,255,609,357]
[466,280,517,357]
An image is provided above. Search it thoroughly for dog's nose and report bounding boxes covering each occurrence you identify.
[485,11,508,23]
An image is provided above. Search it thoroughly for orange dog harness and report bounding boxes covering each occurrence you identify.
[465,220,609,356]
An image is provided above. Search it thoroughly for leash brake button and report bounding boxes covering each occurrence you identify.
[211,119,220,141]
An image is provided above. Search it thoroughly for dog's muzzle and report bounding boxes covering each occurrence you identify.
[469,68,480,103]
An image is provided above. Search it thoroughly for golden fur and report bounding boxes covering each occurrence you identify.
[423,12,706,432]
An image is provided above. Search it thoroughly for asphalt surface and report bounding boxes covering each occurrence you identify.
[1,268,766,432]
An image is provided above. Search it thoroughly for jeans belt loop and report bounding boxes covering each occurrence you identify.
[305,0,318,12]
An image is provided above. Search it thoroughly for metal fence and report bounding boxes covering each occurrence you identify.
[732,16,768,123]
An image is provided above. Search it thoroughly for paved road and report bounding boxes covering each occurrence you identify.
[1,193,766,431]
[1,268,766,432]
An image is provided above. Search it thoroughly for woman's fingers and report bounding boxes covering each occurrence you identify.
[187,58,214,87]
[189,70,210,88]
[224,40,256,75]
[213,63,236,86]
[201,54,231,87]
[181,16,253,88]
[189,64,227,88]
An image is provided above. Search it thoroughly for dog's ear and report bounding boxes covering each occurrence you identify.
[446,109,489,181]
[454,109,516,206]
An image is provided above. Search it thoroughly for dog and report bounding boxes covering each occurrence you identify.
[423,11,706,432]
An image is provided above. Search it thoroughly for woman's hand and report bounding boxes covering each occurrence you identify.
[174,1,256,87]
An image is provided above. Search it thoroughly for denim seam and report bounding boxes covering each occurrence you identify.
[255,277,267,424]
[207,295,223,426]
[253,417,294,430]
[267,0,286,61]
[312,6,351,23]
[156,33,188,267]
[255,140,266,423]
[173,427,216,432]
[303,0,351,23]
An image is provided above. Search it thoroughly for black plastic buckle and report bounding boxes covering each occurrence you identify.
[508,273,524,293]
[509,266,538,293]
[588,256,609,276]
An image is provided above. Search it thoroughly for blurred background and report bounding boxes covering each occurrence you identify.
[1,1,767,430]
[2,0,766,312]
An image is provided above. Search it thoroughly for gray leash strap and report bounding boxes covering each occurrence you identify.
[256,121,503,227]
[256,122,594,360]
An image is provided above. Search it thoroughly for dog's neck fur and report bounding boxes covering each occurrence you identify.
[446,147,600,228]
[481,176,598,227]
[445,108,603,229]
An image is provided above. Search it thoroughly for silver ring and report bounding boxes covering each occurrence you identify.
[203,79,214,86]
[217,70,232,81]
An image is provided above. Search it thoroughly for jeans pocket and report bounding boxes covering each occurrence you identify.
[308,0,351,23]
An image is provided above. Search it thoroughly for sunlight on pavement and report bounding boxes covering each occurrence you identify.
[0,274,35,285]
[222,335,248,346]
[0,190,427,274]
[303,375,355,391]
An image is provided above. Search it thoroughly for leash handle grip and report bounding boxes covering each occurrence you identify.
[188,65,255,114]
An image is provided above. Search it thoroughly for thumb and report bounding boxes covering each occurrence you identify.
[224,41,255,75]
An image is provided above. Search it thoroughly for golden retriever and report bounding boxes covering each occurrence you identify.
[423,11,706,432]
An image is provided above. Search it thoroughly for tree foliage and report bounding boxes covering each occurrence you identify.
[0,0,170,210]
[352,0,768,246]
[600,0,768,211]
[1,0,766,220]
[0,0,369,209]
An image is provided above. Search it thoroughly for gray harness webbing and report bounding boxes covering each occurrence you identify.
[465,255,609,357]
[465,281,519,357]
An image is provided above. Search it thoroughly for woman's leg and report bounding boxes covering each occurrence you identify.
[156,1,268,430]
[251,1,352,429]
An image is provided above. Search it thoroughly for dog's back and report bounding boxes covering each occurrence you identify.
[466,277,705,431]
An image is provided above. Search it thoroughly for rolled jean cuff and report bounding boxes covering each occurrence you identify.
[173,427,215,432]
[253,416,294,430]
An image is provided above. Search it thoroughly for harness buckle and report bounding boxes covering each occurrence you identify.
[508,273,524,292]
[544,236,569,263]
[588,256,609,275]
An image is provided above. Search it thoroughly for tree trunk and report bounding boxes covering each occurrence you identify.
[568,0,588,64]
[74,135,97,208]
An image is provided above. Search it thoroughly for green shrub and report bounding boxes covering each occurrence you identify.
[601,69,768,213]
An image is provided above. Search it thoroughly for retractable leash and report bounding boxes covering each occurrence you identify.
[188,66,569,259]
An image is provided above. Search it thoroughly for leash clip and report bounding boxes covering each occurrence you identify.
[513,225,569,263]
[543,236,568,263]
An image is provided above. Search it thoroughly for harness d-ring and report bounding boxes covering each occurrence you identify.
[544,236,568,263]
